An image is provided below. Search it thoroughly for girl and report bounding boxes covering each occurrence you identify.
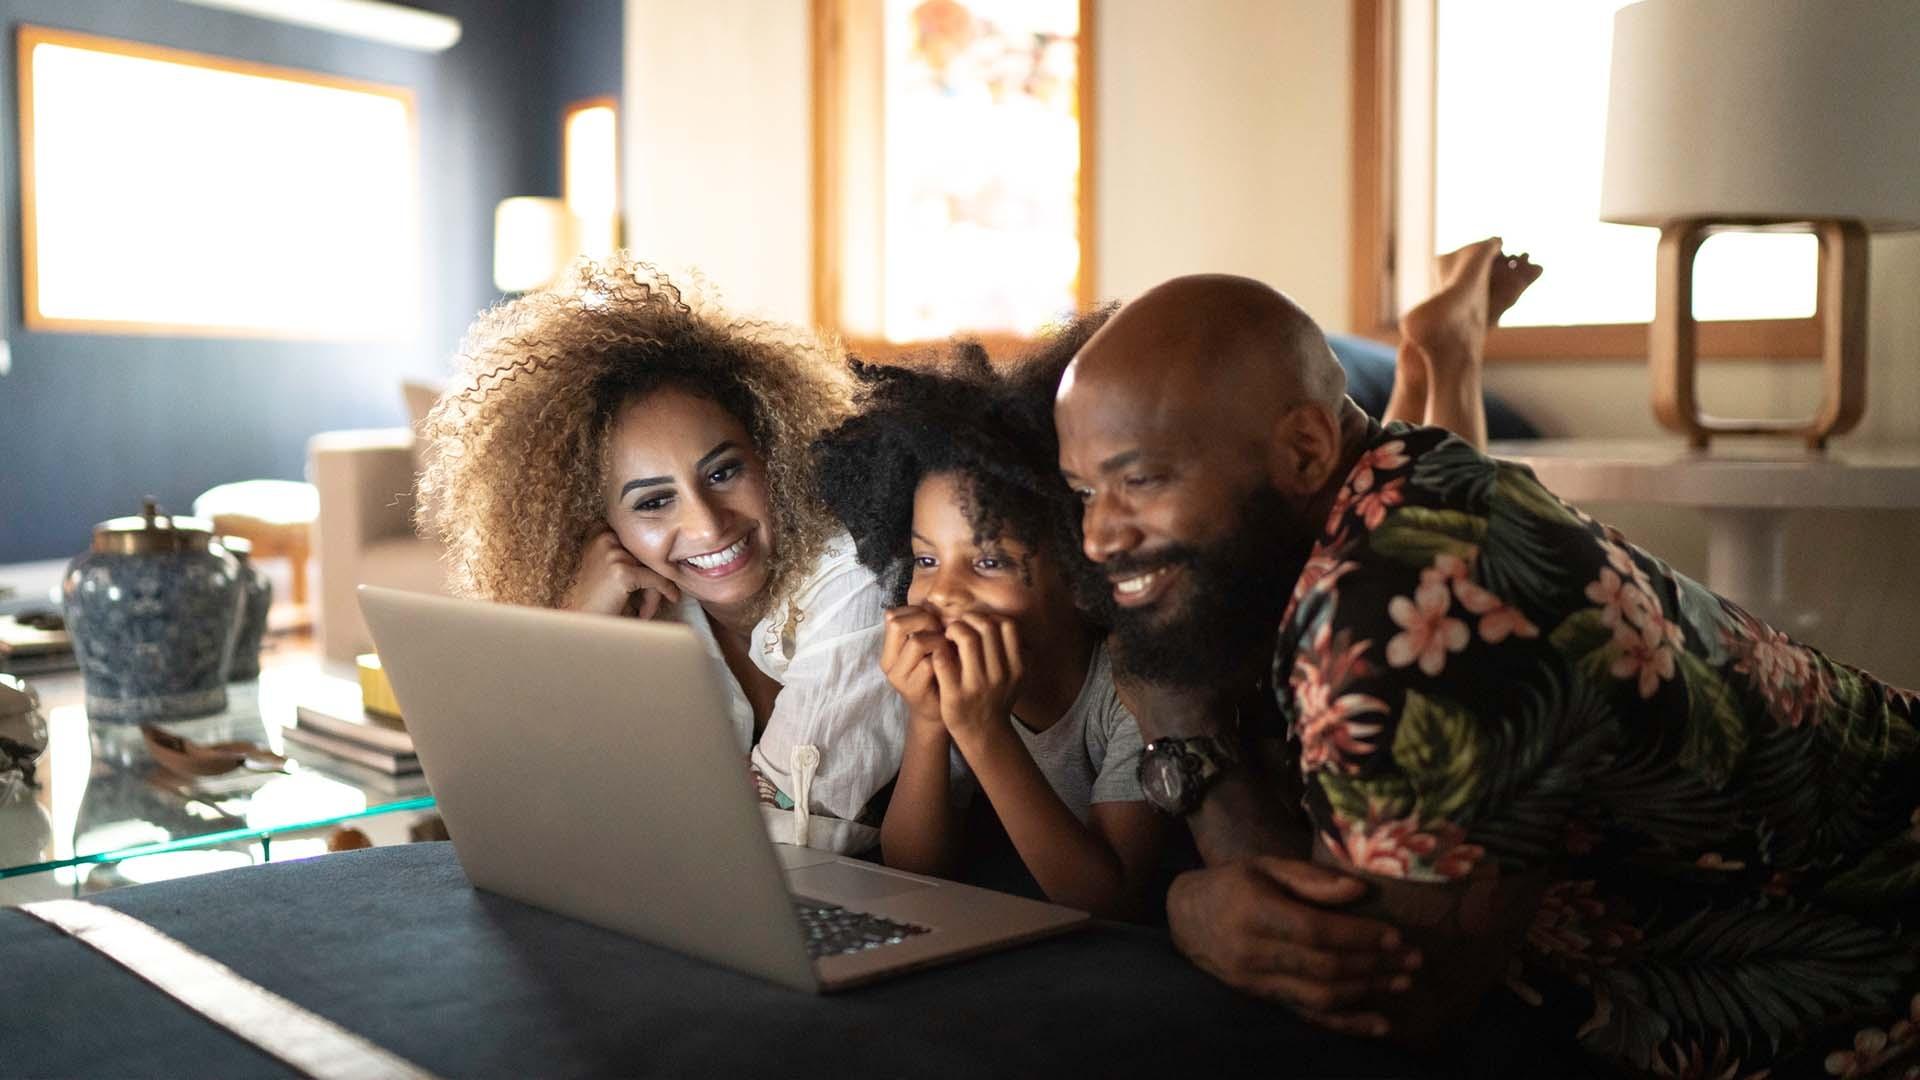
[813,344,1166,918]
[417,258,904,853]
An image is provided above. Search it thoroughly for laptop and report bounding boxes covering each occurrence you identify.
[357,585,1087,992]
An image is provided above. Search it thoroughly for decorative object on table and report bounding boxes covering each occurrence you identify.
[0,674,48,782]
[62,499,245,722]
[1601,0,1920,450]
[0,674,54,870]
[327,826,373,852]
[192,479,318,607]
[356,652,404,720]
[139,723,286,779]
[220,536,273,682]
[0,768,53,871]
[0,610,74,676]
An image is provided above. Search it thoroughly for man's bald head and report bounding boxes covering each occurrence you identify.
[1059,274,1347,429]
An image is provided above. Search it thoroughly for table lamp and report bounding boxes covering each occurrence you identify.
[1600,0,1920,449]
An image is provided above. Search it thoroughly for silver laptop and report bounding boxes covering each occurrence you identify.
[357,585,1087,992]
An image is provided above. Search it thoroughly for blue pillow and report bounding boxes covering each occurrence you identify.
[1328,333,1538,440]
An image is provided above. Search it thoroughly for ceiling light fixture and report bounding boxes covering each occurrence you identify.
[175,0,461,53]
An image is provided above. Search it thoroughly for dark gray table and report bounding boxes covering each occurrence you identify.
[1,843,1520,1078]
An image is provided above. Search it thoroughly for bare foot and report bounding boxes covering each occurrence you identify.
[1489,250,1544,325]
[1400,237,1501,375]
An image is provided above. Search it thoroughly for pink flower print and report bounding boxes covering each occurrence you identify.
[1586,565,1657,633]
[1724,606,1831,729]
[1694,852,1746,872]
[1352,476,1406,530]
[1455,577,1539,644]
[1290,623,1387,772]
[1610,621,1676,699]
[1526,879,1643,962]
[1290,550,1360,607]
[1387,580,1469,677]
[1328,813,1484,882]
[1338,440,1411,527]
[1325,482,1356,534]
[1420,552,1473,591]
[1824,994,1920,1077]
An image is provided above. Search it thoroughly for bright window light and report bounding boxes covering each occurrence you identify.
[564,102,619,259]
[880,0,1081,342]
[21,28,420,339]
[1421,0,1816,327]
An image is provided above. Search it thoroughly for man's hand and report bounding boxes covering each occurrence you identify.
[1167,858,1420,1037]
[564,526,680,619]
[930,613,1023,744]
[882,606,948,730]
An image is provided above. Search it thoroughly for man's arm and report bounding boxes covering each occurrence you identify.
[1120,678,1422,1036]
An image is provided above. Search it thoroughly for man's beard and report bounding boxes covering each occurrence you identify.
[1092,486,1312,690]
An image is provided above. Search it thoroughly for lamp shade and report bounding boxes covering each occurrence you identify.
[1600,0,1920,231]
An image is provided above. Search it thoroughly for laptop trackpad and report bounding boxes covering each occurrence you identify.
[786,861,935,903]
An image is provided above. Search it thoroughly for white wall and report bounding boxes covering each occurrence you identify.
[1093,0,1351,324]
[623,0,812,323]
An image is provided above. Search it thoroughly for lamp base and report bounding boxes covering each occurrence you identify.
[1650,219,1868,451]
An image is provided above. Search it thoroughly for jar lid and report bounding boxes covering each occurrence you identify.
[220,535,253,560]
[92,498,217,555]
[0,674,37,720]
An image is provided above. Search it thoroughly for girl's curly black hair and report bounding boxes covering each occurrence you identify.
[811,307,1117,611]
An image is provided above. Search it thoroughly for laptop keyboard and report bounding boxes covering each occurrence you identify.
[792,900,931,959]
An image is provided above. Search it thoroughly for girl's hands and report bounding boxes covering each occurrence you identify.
[564,525,680,619]
[929,612,1023,745]
[882,606,947,730]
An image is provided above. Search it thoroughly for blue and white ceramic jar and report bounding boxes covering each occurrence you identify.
[62,501,245,722]
[221,535,272,682]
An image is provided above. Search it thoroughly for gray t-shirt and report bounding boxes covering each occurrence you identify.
[1008,644,1145,821]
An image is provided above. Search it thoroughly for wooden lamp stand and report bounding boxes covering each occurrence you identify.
[1651,219,1869,451]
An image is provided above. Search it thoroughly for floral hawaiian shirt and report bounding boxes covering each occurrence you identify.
[1274,421,1920,1078]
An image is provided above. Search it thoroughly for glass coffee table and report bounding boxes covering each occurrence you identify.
[0,656,436,902]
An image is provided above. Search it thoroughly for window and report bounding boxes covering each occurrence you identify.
[564,98,620,260]
[1352,0,1820,359]
[19,26,418,339]
[814,0,1092,350]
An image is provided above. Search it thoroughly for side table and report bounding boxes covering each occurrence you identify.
[0,660,433,903]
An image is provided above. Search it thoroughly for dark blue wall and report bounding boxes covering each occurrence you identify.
[0,0,622,562]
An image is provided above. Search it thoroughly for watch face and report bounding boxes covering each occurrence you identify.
[1140,746,1188,814]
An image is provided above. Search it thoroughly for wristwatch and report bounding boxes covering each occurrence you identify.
[1137,734,1240,817]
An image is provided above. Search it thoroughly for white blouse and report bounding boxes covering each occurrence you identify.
[673,535,907,853]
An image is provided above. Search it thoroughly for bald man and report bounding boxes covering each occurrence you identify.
[1054,274,1920,1076]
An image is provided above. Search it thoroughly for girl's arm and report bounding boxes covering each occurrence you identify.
[877,606,961,875]
[935,615,1167,919]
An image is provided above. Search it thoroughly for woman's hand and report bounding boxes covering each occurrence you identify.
[882,605,948,730]
[564,525,680,619]
[930,612,1023,745]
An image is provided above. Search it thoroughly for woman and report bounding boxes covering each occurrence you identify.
[416,257,904,853]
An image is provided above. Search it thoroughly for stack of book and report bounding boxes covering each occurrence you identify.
[284,661,418,776]
[0,612,76,676]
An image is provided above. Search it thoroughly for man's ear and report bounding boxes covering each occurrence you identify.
[1266,404,1341,496]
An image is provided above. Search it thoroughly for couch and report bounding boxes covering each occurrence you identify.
[309,426,447,662]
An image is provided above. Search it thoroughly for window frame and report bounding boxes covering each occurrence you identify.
[810,0,1096,358]
[1348,0,1821,363]
[17,24,421,340]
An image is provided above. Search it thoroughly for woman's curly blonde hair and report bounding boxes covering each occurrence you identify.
[416,256,852,618]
